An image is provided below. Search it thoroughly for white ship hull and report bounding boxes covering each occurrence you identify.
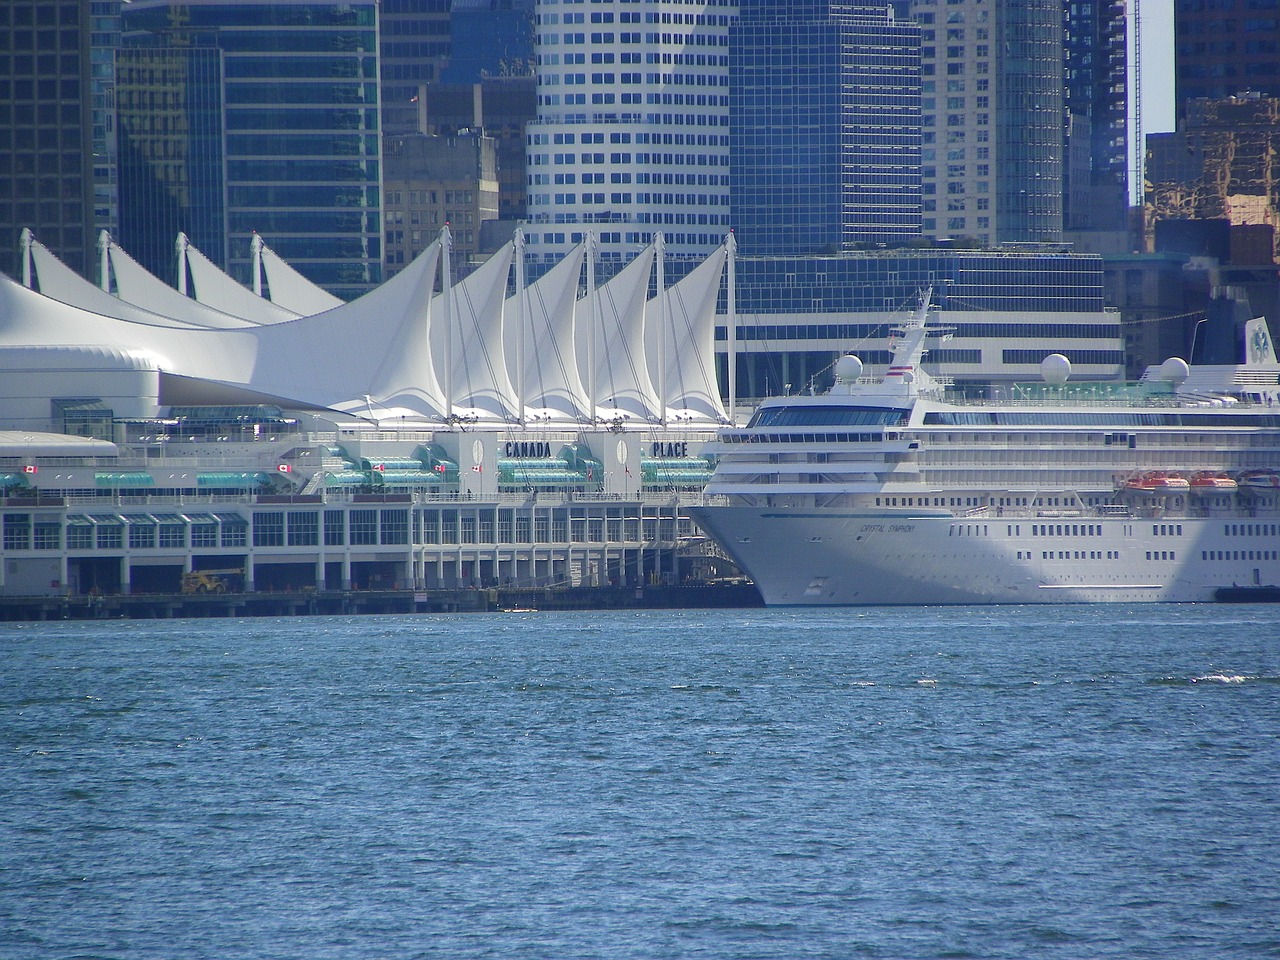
[689,505,1280,605]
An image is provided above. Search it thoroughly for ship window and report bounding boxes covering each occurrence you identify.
[749,405,907,428]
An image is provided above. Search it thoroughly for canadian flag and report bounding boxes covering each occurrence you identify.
[276,463,292,473]
[472,464,483,473]
[434,464,447,473]
[23,464,38,474]
[373,463,386,472]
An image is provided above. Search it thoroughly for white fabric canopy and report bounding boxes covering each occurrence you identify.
[442,243,518,420]
[105,237,264,329]
[650,242,729,422]
[27,238,219,330]
[591,244,659,421]
[182,236,299,324]
[258,240,345,315]
[1,240,446,418]
[510,242,589,422]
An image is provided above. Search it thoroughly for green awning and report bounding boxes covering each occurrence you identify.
[196,472,271,487]
[95,471,154,488]
[86,514,123,526]
[0,473,29,489]
[212,513,248,526]
[120,514,156,525]
[324,470,370,487]
[370,469,443,485]
[65,514,92,526]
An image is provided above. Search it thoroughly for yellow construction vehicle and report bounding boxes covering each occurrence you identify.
[181,569,243,594]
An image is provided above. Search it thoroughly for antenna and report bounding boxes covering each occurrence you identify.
[1131,0,1144,208]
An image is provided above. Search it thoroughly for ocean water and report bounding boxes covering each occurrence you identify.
[1,605,1277,960]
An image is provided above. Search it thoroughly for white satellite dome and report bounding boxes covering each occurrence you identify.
[834,354,864,383]
[1040,353,1072,385]
[1160,356,1190,385]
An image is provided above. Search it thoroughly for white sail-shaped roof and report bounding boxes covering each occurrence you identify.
[650,242,729,422]
[182,236,299,324]
[104,236,263,329]
[260,240,446,418]
[591,244,660,421]
[258,240,345,315]
[510,242,589,421]
[1,240,447,419]
[445,243,518,420]
[26,237,222,331]
[0,272,259,385]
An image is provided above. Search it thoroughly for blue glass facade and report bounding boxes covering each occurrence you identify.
[2,0,96,278]
[731,249,1107,313]
[120,1,383,299]
[729,2,921,255]
[116,45,225,281]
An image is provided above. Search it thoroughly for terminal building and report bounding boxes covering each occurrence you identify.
[0,228,730,599]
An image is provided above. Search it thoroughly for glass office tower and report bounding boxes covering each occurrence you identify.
[911,0,1064,244]
[119,1,383,299]
[2,0,96,278]
[729,2,921,256]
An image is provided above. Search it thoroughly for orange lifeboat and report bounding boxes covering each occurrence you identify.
[1190,471,1238,492]
[1126,471,1189,491]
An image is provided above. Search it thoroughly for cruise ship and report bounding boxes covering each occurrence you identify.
[688,291,1280,604]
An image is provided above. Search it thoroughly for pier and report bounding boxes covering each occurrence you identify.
[0,581,762,622]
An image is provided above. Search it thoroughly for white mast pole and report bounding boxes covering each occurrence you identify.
[726,231,737,423]
[251,233,263,297]
[514,226,526,425]
[585,230,597,423]
[440,224,453,419]
[98,230,111,291]
[176,233,189,296]
[655,232,666,424]
[20,228,33,288]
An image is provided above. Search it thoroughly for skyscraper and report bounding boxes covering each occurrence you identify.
[118,0,383,299]
[730,1,921,256]
[1063,0,1128,234]
[2,0,96,278]
[525,0,736,268]
[379,0,451,136]
[1174,0,1280,120]
[90,0,123,243]
[911,0,1064,244]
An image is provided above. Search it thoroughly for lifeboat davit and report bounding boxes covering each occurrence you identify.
[1190,471,1238,492]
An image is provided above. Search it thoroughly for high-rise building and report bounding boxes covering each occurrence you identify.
[90,0,122,244]
[414,77,538,227]
[118,0,383,299]
[1063,0,1128,235]
[382,132,498,276]
[1174,0,1280,120]
[525,0,737,269]
[911,0,1064,244]
[729,1,921,256]
[379,0,451,136]
[2,0,96,278]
